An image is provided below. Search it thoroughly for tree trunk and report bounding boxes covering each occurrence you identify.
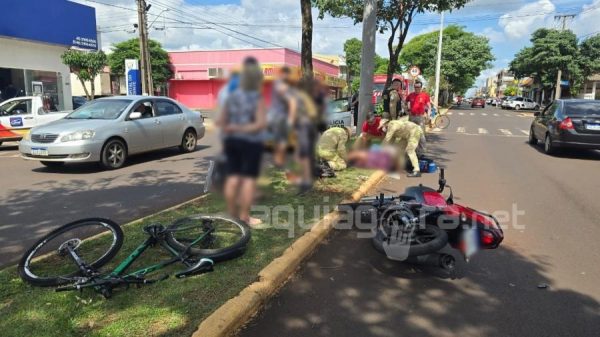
[300,0,313,81]
[90,75,96,100]
[79,76,91,101]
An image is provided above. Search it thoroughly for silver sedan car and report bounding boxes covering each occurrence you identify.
[19,96,205,169]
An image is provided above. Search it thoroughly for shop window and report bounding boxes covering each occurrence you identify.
[24,69,64,111]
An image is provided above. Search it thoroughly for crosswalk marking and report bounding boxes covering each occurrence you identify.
[447,112,453,115]
[519,129,529,135]
[478,128,488,134]
[482,113,488,116]
[459,112,464,116]
[470,112,475,116]
[499,129,513,136]
[493,113,499,116]
[457,127,465,133]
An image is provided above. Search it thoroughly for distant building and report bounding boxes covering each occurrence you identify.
[579,74,600,100]
[486,76,497,97]
[496,69,515,97]
[70,66,125,98]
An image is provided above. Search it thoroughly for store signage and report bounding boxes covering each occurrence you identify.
[0,0,97,50]
[125,60,141,95]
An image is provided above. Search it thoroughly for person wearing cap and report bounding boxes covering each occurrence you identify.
[316,126,351,171]
[379,118,425,177]
[353,112,384,149]
[382,79,404,120]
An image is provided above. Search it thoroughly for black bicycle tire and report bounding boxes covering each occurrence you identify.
[434,115,450,129]
[18,218,123,287]
[166,215,251,262]
[371,224,448,257]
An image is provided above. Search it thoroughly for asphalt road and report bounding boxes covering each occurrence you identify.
[240,105,600,337]
[0,132,220,267]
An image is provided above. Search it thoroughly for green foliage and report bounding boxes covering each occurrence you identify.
[374,55,390,74]
[61,50,107,100]
[314,0,469,88]
[399,25,494,94]
[107,38,173,91]
[344,38,362,78]
[504,86,518,96]
[579,34,600,78]
[351,77,361,92]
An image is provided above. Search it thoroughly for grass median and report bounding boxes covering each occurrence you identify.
[0,167,372,337]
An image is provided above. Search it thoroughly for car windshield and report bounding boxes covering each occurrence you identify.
[327,99,348,114]
[66,99,132,120]
[564,101,600,116]
[373,84,385,92]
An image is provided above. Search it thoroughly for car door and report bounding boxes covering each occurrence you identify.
[536,102,558,139]
[154,99,185,147]
[124,100,163,153]
[0,98,36,131]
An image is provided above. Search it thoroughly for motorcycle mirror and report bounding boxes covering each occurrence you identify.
[437,168,446,193]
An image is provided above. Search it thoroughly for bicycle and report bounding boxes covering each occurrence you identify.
[428,105,450,129]
[18,215,251,298]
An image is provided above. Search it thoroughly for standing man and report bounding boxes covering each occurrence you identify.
[382,79,403,120]
[406,81,431,132]
[269,67,296,168]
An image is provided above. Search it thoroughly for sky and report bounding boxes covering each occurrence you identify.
[77,0,600,95]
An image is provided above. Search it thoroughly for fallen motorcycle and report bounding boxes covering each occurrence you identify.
[340,169,503,271]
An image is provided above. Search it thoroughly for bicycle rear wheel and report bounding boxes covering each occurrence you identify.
[434,115,450,129]
[18,218,123,287]
[166,215,251,262]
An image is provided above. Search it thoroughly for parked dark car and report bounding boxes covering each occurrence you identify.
[529,99,600,154]
[471,97,485,108]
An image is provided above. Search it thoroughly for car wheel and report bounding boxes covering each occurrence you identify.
[41,161,65,168]
[528,127,538,145]
[179,129,197,153]
[101,139,127,170]
[534,105,540,110]
[515,105,521,111]
[544,134,555,155]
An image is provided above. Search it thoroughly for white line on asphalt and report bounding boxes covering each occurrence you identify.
[482,113,488,116]
[457,127,466,133]
[447,112,453,115]
[519,129,529,135]
[478,128,488,134]
[493,113,499,116]
[470,112,475,116]
[499,129,513,136]
[459,112,465,116]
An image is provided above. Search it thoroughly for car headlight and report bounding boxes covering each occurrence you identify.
[61,130,95,142]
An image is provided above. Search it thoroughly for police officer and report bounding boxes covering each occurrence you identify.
[382,79,404,120]
[316,126,351,171]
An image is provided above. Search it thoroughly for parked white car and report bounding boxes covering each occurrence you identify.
[19,96,205,169]
[501,96,540,111]
[0,96,70,145]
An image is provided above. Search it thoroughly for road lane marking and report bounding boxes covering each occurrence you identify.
[459,112,465,116]
[447,112,453,115]
[482,113,488,116]
[499,129,513,136]
[457,127,465,133]
[470,112,475,116]
[519,129,529,135]
[493,113,499,116]
[478,128,488,134]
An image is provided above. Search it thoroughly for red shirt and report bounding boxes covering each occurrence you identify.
[406,92,431,116]
[362,116,384,137]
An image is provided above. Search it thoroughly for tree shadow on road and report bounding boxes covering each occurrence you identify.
[526,141,600,161]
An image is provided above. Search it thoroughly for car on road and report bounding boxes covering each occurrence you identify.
[19,96,205,169]
[471,97,486,108]
[501,96,540,111]
[0,96,70,146]
[326,97,353,129]
[529,99,600,154]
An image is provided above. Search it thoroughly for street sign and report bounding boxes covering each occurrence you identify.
[125,59,141,95]
[409,65,421,78]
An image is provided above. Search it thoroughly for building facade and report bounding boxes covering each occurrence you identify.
[168,48,346,109]
[495,69,515,98]
[0,0,98,110]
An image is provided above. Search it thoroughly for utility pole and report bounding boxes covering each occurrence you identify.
[356,0,377,130]
[433,11,444,107]
[136,0,153,95]
[554,14,575,100]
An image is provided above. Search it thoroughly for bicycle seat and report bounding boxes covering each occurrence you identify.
[175,258,214,278]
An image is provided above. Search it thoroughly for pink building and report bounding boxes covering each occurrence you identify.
[168,48,345,109]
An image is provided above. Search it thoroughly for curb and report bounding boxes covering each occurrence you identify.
[191,170,387,337]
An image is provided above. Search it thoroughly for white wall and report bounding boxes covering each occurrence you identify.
[70,72,112,97]
[0,37,73,109]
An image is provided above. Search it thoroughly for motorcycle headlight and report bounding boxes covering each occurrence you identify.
[61,130,95,142]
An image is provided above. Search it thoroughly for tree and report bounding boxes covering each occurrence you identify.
[504,86,518,96]
[107,38,173,93]
[399,25,494,100]
[314,0,469,90]
[509,29,580,94]
[61,50,107,100]
[301,0,314,81]
[579,34,600,79]
[344,38,362,80]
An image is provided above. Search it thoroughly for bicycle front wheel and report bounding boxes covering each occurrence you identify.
[434,115,450,129]
[18,218,123,287]
[166,215,251,262]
